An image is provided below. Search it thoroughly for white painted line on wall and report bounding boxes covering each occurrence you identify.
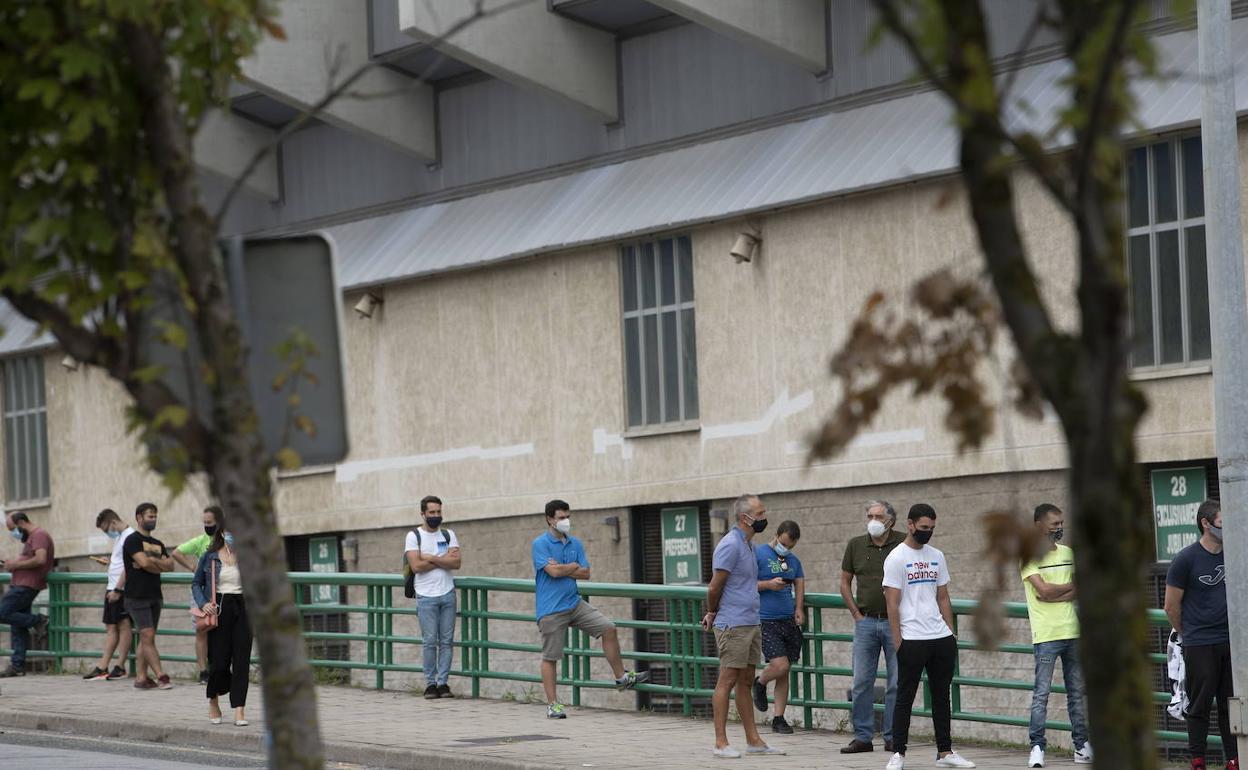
[701,388,815,444]
[592,428,634,459]
[334,442,536,483]
[785,426,926,455]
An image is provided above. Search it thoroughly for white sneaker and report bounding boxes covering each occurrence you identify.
[885,752,905,770]
[711,745,741,759]
[1029,745,1045,767]
[1072,743,1093,764]
[936,752,976,768]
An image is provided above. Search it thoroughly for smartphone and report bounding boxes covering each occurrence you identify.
[782,577,794,584]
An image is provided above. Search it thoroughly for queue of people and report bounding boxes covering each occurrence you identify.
[0,494,1237,769]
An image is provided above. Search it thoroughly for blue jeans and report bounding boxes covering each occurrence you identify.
[1029,638,1089,750]
[851,616,897,743]
[0,586,39,670]
[417,590,456,686]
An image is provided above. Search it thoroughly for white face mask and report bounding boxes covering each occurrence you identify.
[866,519,887,538]
[555,519,572,535]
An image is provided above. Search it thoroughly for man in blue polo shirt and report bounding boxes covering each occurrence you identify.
[532,499,648,719]
[701,494,785,758]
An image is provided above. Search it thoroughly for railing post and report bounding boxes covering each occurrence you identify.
[800,606,811,729]
[366,585,378,689]
[690,599,704,711]
[50,578,66,672]
[477,588,488,698]
[383,583,394,688]
[811,607,824,729]
[950,614,962,715]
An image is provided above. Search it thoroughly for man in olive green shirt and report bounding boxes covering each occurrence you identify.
[839,500,906,754]
[172,505,221,682]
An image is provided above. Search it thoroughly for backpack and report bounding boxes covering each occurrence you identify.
[402,527,451,599]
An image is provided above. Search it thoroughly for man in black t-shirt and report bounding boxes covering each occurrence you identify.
[123,502,175,690]
[1164,500,1238,770]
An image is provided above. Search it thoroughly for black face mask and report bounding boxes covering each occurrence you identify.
[750,517,768,534]
[1049,528,1064,544]
[425,516,443,529]
[913,529,933,545]
[204,525,217,537]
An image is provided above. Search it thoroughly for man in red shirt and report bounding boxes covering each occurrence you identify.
[0,511,54,676]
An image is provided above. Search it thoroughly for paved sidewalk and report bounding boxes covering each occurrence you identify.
[0,674,1039,769]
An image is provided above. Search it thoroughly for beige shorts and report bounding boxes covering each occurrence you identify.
[538,600,615,661]
[714,625,762,669]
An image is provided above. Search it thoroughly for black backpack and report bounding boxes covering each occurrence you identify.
[402,527,451,599]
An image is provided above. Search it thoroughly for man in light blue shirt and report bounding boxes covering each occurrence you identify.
[701,494,785,758]
[532,499,647,719]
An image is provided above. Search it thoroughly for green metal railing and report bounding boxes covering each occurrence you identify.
[0,571,1210,747]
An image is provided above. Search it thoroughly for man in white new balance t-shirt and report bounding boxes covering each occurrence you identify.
[404,495,461,699]
[881,504,974,770]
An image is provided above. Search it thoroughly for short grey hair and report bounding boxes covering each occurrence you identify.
[865,499,896,523]
[732,494,760,521]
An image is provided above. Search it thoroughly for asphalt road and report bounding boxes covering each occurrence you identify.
[0,727,265,769]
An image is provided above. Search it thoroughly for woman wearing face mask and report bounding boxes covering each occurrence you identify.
[192,515,253,726]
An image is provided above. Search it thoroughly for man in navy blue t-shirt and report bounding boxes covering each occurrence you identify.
[531,499,647,719]
[1165,500,1238,770]
[750,520,805,735]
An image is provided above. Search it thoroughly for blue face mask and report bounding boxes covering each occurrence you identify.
[773,542,790,556]
[105,529,121,540]
[9,528,22,542]
[222,533,234,547]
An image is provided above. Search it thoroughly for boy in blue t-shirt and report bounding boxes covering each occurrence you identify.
[750,520,806,734]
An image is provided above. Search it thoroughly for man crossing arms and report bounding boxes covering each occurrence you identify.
[1020,504,1091,767]
[405,495,461,699]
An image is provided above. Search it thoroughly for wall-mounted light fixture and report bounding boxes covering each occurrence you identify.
[340,536,359,568]
[352,292,383,319]
[60,355,79,371]
[601,514,621,544]
[730,221,763,264]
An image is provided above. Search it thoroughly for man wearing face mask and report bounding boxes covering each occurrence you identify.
[122,502,176,690]
[404,495,461,699]
[82,508,134,681]
[172,505,223,683]
[751,519,805,734]
[1020,504,1090,767]
[703,494,785,758]
[881,504,975,769]
[532,499,647,719]
[839,500,905,754]
[0,511,54,678]
[1165,500,1238,770]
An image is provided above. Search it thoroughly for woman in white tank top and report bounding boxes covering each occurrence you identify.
[191,514,253,727]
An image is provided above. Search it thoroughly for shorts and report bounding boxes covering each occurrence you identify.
[761,618,803,663]
[102,591,130,625]
[714,624,762,669]
[124,597,163,631]
[538,600,614,661]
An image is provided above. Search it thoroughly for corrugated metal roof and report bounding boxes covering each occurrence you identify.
[327,18,1247,290]
[0,301,53,357]
[1,20,1244,356]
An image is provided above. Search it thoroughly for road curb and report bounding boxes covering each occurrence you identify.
[0,708,548,770]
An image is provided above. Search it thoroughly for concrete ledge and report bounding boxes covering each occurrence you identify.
[0,708,544,770]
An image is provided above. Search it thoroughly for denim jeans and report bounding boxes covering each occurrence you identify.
[416,590,456,686]
[1029,638,1089,750]
[0,586,39,670]
[850,616,897,743]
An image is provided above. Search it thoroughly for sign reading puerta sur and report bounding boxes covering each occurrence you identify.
[1150,466,1208,562]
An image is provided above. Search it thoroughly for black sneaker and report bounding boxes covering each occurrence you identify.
[423,684,440,699]
[106,666,127,680]
[83,666,109,680]
[771,716,794,734]
[436,684,453,698]
[752,676,768,712]
[30,615,49,647]
[199,669,209,684]
[0,666,25,678]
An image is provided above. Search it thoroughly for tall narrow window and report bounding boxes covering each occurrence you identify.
[1126,135,1211,368]
[621,236,699,429]
[3,356,50,503]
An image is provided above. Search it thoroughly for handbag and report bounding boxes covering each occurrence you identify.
[189,556,219,632]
